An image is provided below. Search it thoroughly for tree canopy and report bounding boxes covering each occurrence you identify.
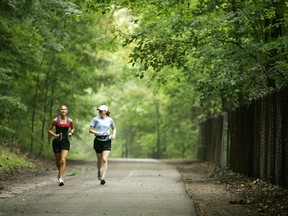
[1,0,287,159]
[95,0,288,113]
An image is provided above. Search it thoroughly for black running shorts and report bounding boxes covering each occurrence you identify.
[93,138,111,153]
[52,139,70,153]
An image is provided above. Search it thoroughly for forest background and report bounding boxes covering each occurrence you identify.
[1,0,287,171]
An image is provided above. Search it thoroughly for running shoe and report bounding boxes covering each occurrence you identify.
[100,179,106,185]
[59,178,64,186]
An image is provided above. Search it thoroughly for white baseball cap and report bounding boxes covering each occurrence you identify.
[97,105,108,111]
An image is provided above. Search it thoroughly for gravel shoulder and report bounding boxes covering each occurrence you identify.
[165,160,288,216]
[1,158,288,215]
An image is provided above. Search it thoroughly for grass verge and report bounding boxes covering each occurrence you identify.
[0,148,33,173]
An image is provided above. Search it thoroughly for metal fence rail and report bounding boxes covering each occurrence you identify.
[199,86,288,188]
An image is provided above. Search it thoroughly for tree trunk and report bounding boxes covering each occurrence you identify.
[30,53,46,153]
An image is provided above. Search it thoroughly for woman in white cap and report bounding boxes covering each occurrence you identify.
[89,105,116,185]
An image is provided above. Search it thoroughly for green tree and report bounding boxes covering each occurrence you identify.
[0,0,121,157]
[115,0,288,113]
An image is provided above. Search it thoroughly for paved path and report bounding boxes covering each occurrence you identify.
[0,158,196,216]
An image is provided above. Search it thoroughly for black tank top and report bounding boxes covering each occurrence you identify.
[55,116,71,140]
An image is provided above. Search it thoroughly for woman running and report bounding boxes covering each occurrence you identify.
[89,105,116,185]
[48,105,75,186]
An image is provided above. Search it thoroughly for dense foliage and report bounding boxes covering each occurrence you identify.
[0,0,117,156]
[92,0,288,114]
[1,0,287,160]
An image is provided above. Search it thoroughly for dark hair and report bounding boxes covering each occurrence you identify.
[60,105,68,110]
[106,111,110,117]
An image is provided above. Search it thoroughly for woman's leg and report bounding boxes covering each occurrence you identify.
[96,153,102,171]
[101,150,110,179]
[59,150,69,179]
[96,153,102,179]
[54,153,61,178]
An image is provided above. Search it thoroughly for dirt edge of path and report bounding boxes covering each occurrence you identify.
[164,159,288,216]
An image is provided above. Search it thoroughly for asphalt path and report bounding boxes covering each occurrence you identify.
[0,158,196,216]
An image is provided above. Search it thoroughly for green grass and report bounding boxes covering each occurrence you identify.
[0,148,33,173]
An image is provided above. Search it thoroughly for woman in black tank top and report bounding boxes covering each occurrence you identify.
[48,105,75,186]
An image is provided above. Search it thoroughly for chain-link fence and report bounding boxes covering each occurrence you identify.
[198,86,288,188]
